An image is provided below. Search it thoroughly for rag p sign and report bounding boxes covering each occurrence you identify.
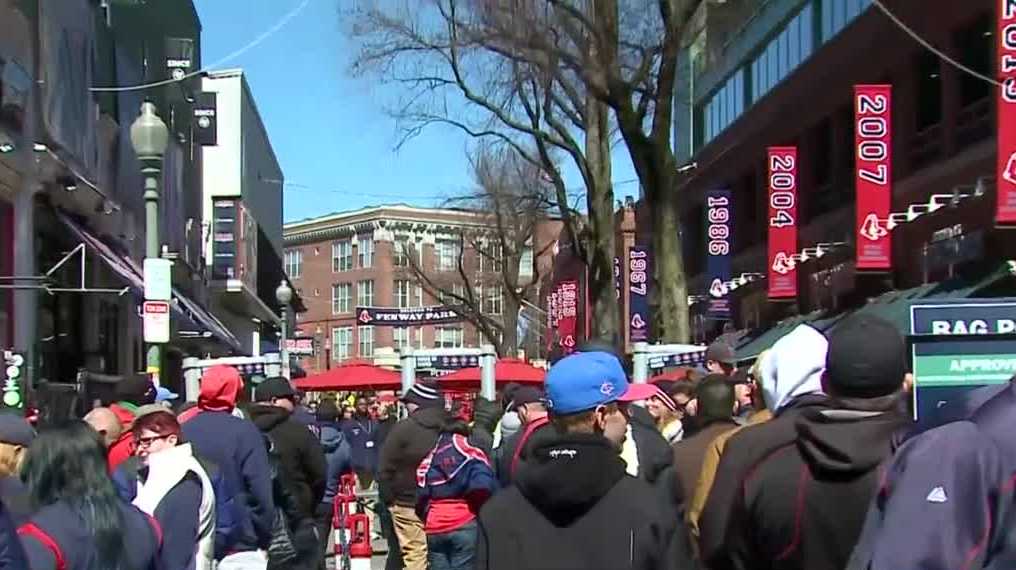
[855,85,892,269]
[767,147,798,300]
[997,0,1016,224]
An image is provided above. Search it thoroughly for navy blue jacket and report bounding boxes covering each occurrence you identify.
[849,381,1016,570]
[341,415,379,473]
[0,500,26,570]
[181,411,275,552]
[416,432,497,523]
[19,501,159,570]
[319,421,353,505]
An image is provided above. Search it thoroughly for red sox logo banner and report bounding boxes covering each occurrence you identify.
[855,84,892,269]
[767,147,798,300]
[998,0,1016,225]
[556,280,579,354]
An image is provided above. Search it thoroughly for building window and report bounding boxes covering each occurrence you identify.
[750,2,814,104]
[821,0,871,43]
[955,13,992,108]
[518,246,534,280]
[479,242,504,272]
[332,283,352,314]
[436,239,461,271]
[395,279,411,308]
[358,235,374,268]
[357,279,374,307]
[332,326,353,362]
[393,235,412,267]
[915,50,943,131]
[394,327,410,351]
[486,285,503,316]
[435,326,464,349]
[415,284,424,307]
[284,249,302,279]
[358,325,374,357]
[332,240,352,272]
[703,68,746,145]
[396,326,423,349]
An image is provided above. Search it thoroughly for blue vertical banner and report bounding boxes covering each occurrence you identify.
[628,246,651,342]
[705,189,733,320]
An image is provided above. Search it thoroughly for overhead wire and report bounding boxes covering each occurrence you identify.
[267,177,640,201]
[90,0,312,92]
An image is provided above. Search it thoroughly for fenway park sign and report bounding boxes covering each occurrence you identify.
[356,306,462,326]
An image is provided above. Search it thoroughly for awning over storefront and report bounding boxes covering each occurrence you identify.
[735,310,842,362]
[55,209,242,351]
[842,263,1015,333]
[735,263,1015,362]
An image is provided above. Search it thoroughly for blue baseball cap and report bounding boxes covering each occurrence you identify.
[155,386,179,402]
[545,352,650,414]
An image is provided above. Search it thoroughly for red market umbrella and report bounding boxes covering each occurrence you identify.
[439,358,545,390]
[295,359,402,392]
[650,367,695,383]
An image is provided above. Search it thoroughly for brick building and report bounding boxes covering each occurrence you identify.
[283,205,560,374]
[670,0,1013,350]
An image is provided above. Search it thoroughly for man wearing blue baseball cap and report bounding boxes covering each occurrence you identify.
[474,352,696,570]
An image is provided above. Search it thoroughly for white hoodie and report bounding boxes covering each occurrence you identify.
[760,324,828,413]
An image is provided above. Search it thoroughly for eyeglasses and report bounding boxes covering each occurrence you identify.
[134,434,172,449]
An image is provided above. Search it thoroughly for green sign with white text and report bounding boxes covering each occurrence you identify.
[912,354,1016,385]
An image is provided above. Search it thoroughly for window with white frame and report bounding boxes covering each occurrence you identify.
[358,235,374,268]
[479,242,504,272]
[357,280,374,307]
[436,239,461,271]
[332,283,352,314]
[486,285,503,315]
[393,235,412,267]
[395,280,411,308]
[518,246,534,280]
[284,249,302,279]
[358,325,374,357]
[434,326,464,349]
[394,327,410,351]
[415,284,424,307]
[332,240,353,272]
[332,326,353,362]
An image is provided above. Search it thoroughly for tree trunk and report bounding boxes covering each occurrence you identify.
[651,178,690,342]
[500,295,521,357]
[584,95,620,345]
[615,115,690,343]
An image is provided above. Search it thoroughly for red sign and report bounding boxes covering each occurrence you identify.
[767,147,798,300]
[557,280,579,353]
[546,288,560,350]
[855,85,893,269]
[997,1,1016,224]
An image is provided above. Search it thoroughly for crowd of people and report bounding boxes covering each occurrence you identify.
[0,311,1013,569]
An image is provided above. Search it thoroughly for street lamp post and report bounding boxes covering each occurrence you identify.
[276,280,293,381]
[130,102,169,385]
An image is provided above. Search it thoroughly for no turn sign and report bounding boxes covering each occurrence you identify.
[143,301,171,344]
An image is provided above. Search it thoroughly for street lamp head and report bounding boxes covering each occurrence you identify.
[275,280,293,305]
[130,102,169,160]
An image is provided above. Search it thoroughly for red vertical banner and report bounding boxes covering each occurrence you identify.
[767,147,798,300]
[997,0,1016,225]
[557,280,578,354]
[546,287,560,350]
[855,85,893,268]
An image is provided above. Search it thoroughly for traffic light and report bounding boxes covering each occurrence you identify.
[1,351,24,409]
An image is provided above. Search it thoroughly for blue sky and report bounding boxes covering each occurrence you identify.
[193,0,639,224]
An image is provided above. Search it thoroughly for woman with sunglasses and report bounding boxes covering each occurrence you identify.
[116,411,217,570]
[18,421,160,570]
